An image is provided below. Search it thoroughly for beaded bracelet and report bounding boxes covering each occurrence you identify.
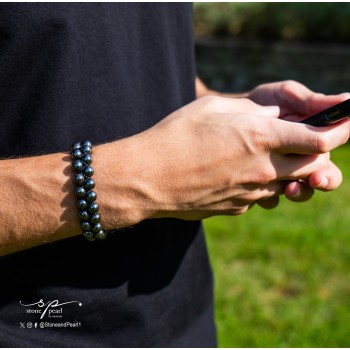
[70,141,107,241]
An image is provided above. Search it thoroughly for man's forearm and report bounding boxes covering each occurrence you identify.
[0,139,151,256]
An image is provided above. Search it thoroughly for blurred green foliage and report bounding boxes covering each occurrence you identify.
[194,3,350,42]
[204,146,350,347]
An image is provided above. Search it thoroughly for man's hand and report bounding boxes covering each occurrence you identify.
[248,80,350,122]
[248,80,350,202]
[196,77,350,205]
[131,96,350,220]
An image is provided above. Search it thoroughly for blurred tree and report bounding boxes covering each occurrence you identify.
[194,3,350,42]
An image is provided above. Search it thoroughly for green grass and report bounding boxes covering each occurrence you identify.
[203,146,350,347]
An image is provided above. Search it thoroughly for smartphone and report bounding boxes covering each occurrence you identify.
[300,98,350,126]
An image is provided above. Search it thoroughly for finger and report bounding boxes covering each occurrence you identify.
[304,92,350,116]
[284,181,314,202]
[308,161,343,191]
[257,196,279,209]
[274,80,350,116]
[274,153,329,180]
[270,117,350,154]
[245,181,286,201]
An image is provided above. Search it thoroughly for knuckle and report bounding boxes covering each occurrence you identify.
[198,95,221,111]
[314,135,330,153]
[255,166,276,184]
[281,80,299,93]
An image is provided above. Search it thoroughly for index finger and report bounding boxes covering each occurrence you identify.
[272,118,350,154]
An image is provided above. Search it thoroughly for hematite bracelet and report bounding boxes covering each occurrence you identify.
[70,141,107,241]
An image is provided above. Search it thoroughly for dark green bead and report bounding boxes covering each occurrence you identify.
[95,230,107,240]
[82,145,92,154]
[72,160,84,172]
[84,178,95,190]
[71,149,83,160]
[92,223,102,233]
[73,173,85,185]
[88,202,99,214]
[76,199,88,209]
[86,190,97,202]
[82,140,92,147]
[75,186,86,198]
[81,221,91,231]
[82,166,94,177]
[79,210,89,221]
[90,213,101,224]
[70,142,82,151]
[83,231,94,240]
[82,153,92,165]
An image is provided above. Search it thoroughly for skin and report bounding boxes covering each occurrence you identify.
[0,80,349,256]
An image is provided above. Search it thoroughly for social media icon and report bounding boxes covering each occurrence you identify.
[40,322,45,329]
[27,322,32,328]
[20,322,26,328]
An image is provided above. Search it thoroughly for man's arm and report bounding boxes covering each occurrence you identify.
[0,139,152,256]
[1,96,349,256]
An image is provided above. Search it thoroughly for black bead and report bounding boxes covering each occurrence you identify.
[79,210,90,221]
[75,186,86,198]
[73,173,85,185]
[82,153,92,165]
[88,202,99,214]
[82,145,92,155]
[85,190,97,202]
[70,142,82,151]
[84,178,95,190]
[72,160,84,172]
[90,213,101,224]
[92,222,102,233]
[80,221,91,231]
[95,230,107,240]
[76,199,88,209]
[71,148,83,160]
[82,166,94,177]
[83,231,94,240]
[82,140,92,147]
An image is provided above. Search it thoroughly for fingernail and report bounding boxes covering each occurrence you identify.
[315,177,329,188]
[290,188,301,198]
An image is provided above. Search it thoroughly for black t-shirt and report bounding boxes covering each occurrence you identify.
[0,4,216,347]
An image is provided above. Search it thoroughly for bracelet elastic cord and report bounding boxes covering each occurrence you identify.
[70,141,107,241]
